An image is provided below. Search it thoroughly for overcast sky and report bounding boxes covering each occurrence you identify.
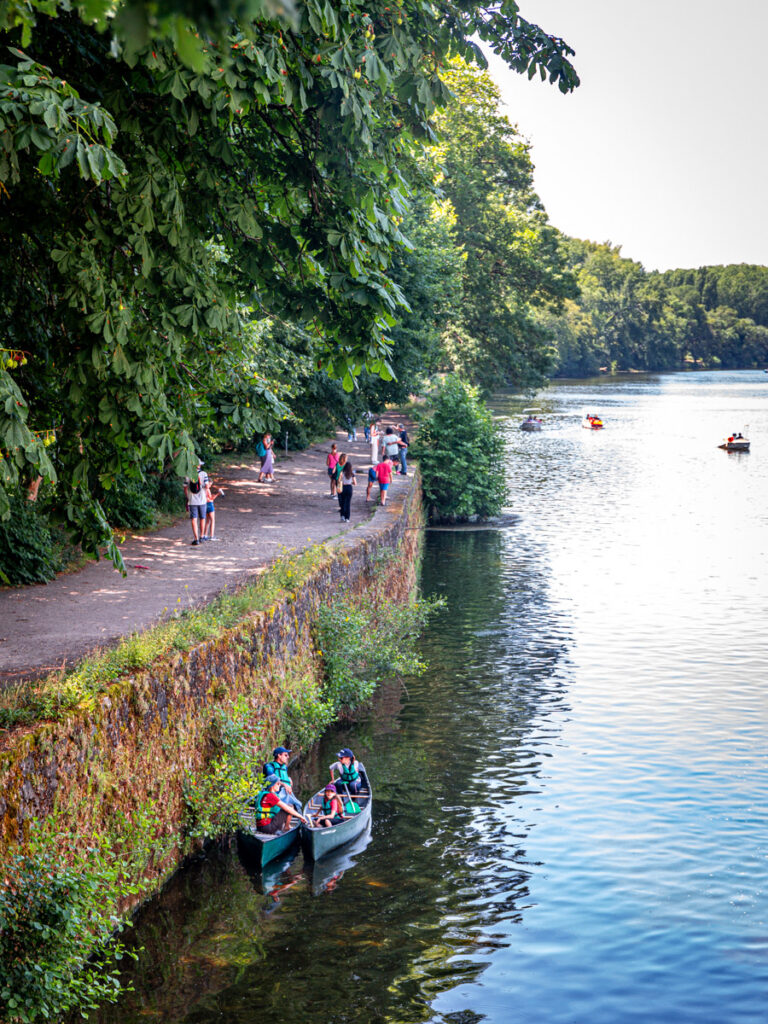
[485,0,767,272]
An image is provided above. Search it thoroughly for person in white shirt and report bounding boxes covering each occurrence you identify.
[184,460,209,546]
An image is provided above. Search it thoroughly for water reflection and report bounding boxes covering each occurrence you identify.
[98,372,768,1024]
[96,525,569,1024]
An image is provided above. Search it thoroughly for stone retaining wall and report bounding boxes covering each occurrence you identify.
[0,475,423,899]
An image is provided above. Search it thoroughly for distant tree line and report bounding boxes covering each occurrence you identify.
[540,243,768,378]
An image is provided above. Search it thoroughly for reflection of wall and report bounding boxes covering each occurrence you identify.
[0,477,424,916]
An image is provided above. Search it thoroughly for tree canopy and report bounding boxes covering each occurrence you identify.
[0,0,578,566]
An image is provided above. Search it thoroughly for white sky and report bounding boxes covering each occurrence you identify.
[484,0,768,271]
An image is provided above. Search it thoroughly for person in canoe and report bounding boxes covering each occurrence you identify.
[329,747,362,795]
[262,745,302,812]
[253,774,306,834]
[313,783,346,828]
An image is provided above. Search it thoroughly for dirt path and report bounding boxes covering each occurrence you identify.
[0,426,413,681]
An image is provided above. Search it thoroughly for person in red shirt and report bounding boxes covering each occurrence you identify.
[254,774,306,834]
[375,454,393,505]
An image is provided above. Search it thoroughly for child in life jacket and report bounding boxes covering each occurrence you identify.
[314,784,345,828]
[329,747,362,794]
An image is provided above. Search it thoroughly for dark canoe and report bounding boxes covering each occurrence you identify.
[301,765,372,862]
[236,807,301,869]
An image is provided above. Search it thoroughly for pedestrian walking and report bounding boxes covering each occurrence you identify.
[375,454,393,506]
[202,478,225,541]
[184,460,209,546]
[327,443,340,498]
[397,423,409,476]
[338,461,356,522]
[258,433,274,483]
[334,453,347,514]
[370,420,379,467]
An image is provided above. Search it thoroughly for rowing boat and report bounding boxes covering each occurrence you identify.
[236,807,301,868]
[301,764,372,861]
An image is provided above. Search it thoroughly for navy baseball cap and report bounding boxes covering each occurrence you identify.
[336,747,354,759]
[273,746,291,756]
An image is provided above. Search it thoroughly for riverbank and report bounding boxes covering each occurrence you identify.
[0,428,398,683]
[0,449,425,1023]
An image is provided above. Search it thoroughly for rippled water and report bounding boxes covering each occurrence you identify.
[99,371,768,1024]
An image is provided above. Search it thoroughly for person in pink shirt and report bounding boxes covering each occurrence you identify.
[375,454,393,505]
[326,443,339,498]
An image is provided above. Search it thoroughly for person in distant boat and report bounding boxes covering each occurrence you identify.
[329,747,362,794]
[262,746,302,812]
[253,774,306,834]
[314,783,346,828]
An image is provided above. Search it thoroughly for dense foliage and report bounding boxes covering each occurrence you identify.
[0,835,137,1022]
[0,0,577,568]
[412,375,507,521]
[544,241,768,377]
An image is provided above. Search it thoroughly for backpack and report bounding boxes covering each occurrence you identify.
[188,474,202,495]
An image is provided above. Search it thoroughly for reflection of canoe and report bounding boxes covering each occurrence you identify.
[309,820,372,895]
[301,765,372,861]
[237,808,301,868]
[256,847,302,896]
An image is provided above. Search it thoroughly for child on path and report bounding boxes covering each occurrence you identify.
[327,443,339,498]
[366,465,377,501]
[338,461,356,522]
[375,454,393,506]
[202,478,225,541]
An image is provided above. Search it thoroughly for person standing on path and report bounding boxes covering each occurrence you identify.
[258,433,274,483]
[334,453,347,514]
[202,478,225,542]
[397,423,409,476]
[327,443,340,498]
[184,460,209,546]
[339,461,356,522]
[370,420,379,468]
[375,454,393,506]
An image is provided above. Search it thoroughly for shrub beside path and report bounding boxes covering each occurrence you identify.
[0,428,411,682]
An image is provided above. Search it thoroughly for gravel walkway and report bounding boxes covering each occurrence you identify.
[0,427,412,681]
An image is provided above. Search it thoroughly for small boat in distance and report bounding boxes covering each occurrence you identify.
[582,413,604,430]
[520,408,543,432]
[718,430,750,452]
[301,765,372,861]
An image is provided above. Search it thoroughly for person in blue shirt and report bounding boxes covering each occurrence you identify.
[262,746,302,811]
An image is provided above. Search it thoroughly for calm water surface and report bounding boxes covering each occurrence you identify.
[100,372,768,1024]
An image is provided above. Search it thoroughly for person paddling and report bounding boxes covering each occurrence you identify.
[314,783,346,828]
[253,774,306,834]
[329,747,362,795]
[262,745,302,812]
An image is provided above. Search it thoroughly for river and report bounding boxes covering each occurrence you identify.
[97,371,768,1024]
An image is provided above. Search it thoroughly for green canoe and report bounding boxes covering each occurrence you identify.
[236,807,301,869]
[301,764,372,862]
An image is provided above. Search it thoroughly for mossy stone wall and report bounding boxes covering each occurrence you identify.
[0,477,423,902]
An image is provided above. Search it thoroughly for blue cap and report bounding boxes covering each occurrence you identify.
[273,746,291,756]
[264,773,280,787]
[336,748,354,760]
